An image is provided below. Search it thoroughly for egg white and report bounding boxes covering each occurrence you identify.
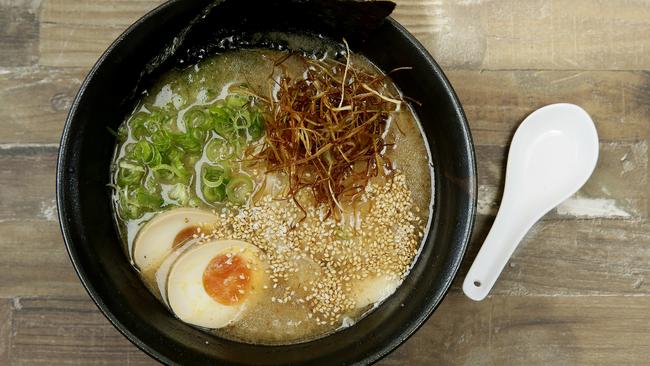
[132,208,218,271]
[166,239,268,329]
[155,239,194,306]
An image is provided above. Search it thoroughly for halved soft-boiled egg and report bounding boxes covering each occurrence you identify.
[351,274,401,309]
[132,208,218,272]
[155,240,194,306]
[166,239,269,328]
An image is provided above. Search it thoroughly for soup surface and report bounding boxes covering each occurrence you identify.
[111,47,432,344]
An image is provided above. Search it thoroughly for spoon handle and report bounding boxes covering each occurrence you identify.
[462,202,535,301]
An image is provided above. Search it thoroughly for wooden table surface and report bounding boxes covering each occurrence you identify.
[1,0,649,364]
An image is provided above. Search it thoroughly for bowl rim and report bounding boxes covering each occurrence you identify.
[56,2,477,365]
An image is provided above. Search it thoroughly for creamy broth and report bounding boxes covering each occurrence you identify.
[111,49,432,344]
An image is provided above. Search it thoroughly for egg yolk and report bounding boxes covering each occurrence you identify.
[173,226,200,248]
[202,254,252,305]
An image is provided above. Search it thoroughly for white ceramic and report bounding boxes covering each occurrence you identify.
[463,103,599,301]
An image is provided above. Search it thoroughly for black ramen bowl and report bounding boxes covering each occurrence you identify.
[56,0,476,365]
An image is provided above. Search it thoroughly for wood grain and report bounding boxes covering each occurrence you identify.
[0,220,84,298]
[0,67,83,144]
[393,0,650,70]
[381,294,650,366]
[0,1,39,66]
[36,0,650,70]
[448,70,650,146]
[0,0,649,364]
[0,147,57,222]
[10,298,155,365]
[39,0,161,68]
[0,299,12,365]
[5,296,650,365]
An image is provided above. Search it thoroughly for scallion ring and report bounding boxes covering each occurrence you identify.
[225,175,254,204]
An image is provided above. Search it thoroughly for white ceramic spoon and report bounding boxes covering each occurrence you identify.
[463,103,599,301]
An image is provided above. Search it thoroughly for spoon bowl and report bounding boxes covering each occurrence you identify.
[463,103,599,301]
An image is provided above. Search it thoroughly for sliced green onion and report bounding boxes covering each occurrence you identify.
[247,111,265,140]
[173,132,203,154]
[131,140,161,166]
[166,147,184,162]
[148,108,173,127]
[172,158,191,179]
[185,153,201,167]
[231,138,244,158]
[118,189,142,219]
[115,92,267,215]
[202,184,227,203]
[118,186,163,219]
[168,183,191,205]
[116,160,144,186]
[129,112,150,139]
[205,88,218,100]
[201,164,229,188]
[188,197,202,207]
[232,109,252,130]
[225,175,254,204]
[225,94,248,109]
[165,148,194,181]
[151,166,174,182]
[189,127,208,143]
[214,122,236,140]
[209,102,235,138]
[205,138,235,162]
[152,163,188,181]
[118,160,145,172]
[152,146,190,182]
[151,129,172,152]
[144,174,158,192]
[208,101,229,120]
[134,188,163,208]
[200,164,231,204]
[117,125,129,143]
[184,108,211,131]
[144,119,160,135]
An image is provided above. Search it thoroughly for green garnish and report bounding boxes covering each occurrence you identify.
[151,129,172,152]
[247,110,265,140]
[205,138,235,162]
[131,140,161,166]
[116,160,145,186]
[173,131,204,154]
[202,184,227,203]
[201,164,231,203]
[225,94,248,109]
[129,112,150,139]
[117,186,163,220]
[184,108,211,131]
[168,183,191,206]
[113,92,266,218]
[225,175,254,204]
[152,164,188,181]
[201,164,230,188]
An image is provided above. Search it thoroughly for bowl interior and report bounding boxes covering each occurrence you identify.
[57,1,476,365]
